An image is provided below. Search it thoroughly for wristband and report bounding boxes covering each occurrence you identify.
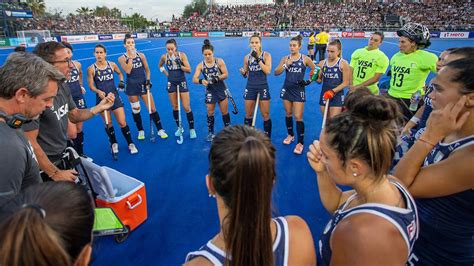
[159,66,165,73]
[410,116,420,125]
[199,79,203,84]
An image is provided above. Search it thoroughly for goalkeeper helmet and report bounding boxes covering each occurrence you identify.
[397,23,431,49]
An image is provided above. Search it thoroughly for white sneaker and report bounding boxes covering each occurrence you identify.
[111,143,119,154]
[190,129,197,139]
[157,129,168,139]
[175,127,184,137]
[138,130,145,140]
[128,143,138,154]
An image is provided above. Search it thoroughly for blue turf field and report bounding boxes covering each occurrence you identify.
[1,37,472,265]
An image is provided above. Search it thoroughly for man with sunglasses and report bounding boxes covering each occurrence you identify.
[23,42,115,182]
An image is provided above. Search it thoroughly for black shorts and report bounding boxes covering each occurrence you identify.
[96,91,124,111]
[205,88,227,104]
[307,44,315,50]
[280,86,305,102]
[167,81,189,93]
[244,85,270,101]
[125,79,147,96]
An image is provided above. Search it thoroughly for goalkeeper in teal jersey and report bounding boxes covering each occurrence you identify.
[388,23,438,122]
[350,32,389,94]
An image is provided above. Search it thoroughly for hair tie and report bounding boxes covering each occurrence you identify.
[243,136,259,143]
[22,204,46,219]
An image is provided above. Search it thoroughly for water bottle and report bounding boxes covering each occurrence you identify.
[409,90,422,111]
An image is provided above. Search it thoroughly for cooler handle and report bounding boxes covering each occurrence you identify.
[126,194,142,210]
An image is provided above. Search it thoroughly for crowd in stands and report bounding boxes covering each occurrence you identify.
[171,1,473,31]
[16,15,129,35]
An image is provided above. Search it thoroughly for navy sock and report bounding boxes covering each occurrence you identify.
[222,113,231,127]
[186,111,195,129]
[151,112,163,130]
[296,121,304,144]
[207,115,215,133]
[121,125,133,145]
[285,116,294,136]
[132,112,144,131]
[263,119,272,138]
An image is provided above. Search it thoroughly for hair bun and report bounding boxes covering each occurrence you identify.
[203,39,211,45]
[346,89,399,123]
[125,33,132,39]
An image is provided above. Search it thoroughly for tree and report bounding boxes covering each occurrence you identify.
[76,7,92,16]
[26,0,46,17]
[182,0,208,18]
[123,12,152,32]
[110,8,122,19]
[93,6,110,17]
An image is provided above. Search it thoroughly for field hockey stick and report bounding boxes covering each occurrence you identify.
[216,66,238,115]
[251,92,260,127]
[224,83,238,115]
[322,98,330,129]
[146,86,155,143]
[176,85,184,144]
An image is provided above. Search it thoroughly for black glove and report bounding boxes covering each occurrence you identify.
[176,57,184,66]
[297,80,312,86]
[251,50,260,63]
[144,79,152,89]
[118,80,126,89]
[209,76,219,84]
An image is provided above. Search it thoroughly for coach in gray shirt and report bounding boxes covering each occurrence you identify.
[0,52,65,206]
[23,41,114,182]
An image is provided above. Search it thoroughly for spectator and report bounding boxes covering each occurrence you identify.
[0,52,64,207]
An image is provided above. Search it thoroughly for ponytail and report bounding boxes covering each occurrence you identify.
[209,126,275,266]
[0,207,71,266]
[0,182,94,265]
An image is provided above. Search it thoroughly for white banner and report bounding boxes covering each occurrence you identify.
[364,31,374,38]
[383,32,398,38]
[329,32,342,38]
[137,33,148,39]
[60,35,98,43]
[243,31,254,37]
[113,33,126,40]
[440,32,469,39]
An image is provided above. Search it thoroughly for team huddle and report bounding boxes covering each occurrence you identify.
[0,21,472,266]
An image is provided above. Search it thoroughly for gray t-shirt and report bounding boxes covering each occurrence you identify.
[23,82,76,160]
[0,123,41,207]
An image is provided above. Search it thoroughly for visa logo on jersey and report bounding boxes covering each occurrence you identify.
[97,74,114,82]
[393,66,411,74]
[249,64,262,72]
[358,60,373,68]
[51,103,69,120]
[133,61,143,69]
[68,74,80,83]
[323,72,340,79]
[287,67,302,73]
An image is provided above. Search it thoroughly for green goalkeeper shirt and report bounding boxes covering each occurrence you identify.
[350,47,389,94]
[388,50,437,99]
